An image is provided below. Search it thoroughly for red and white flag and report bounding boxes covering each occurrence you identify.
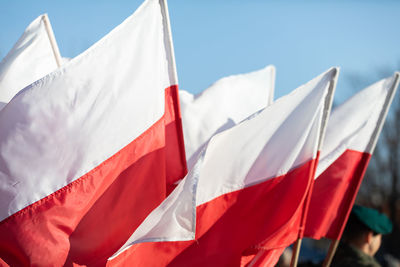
[180,65,275,170]
[0,0,186,265]
[107,68,338,267]
[0,14,60,110]
[304,72,400,240]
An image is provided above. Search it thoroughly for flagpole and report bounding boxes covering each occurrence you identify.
[322,239,339,267]
[318,68,339,151]
[159,0,178,85]
[289,68,339,267]
[366,72,400,154]
[321,71,400,267]
[159,0,188,174]
[290,239,302,267]
[42,14,62,67]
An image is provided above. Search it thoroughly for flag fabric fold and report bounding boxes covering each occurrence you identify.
[0,0,186,265]
[304,72,400,240]
[0,14,59,110]
[179,65,275,170]
[108,68,338,267]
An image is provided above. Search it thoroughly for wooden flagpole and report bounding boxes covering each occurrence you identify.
[290,239,302,267]
[42,14,62,67]
[322,239,339,267]
[158,0,188,175]
[289,68,339,267]
[159,0,178,85]
[322,72,400,267]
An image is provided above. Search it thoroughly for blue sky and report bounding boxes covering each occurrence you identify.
[1,0,400,103]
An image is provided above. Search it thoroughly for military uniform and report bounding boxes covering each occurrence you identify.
[331,243,381,267]
[330,205,392,267]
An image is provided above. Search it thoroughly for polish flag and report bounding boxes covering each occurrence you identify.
[180,65,275,170]
[0,0,186,265]
[304,72,400,240]
[0,14,60,111]
[107,68,338,266]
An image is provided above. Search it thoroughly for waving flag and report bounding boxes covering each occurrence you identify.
[304,72,400,240]
[0,0,186,265]
[108,68,338,267]
[0,14,60,110]
[180,65,275,170]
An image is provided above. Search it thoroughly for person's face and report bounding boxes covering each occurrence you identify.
[368,233,382,256]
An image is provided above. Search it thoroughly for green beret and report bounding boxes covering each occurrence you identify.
[352,205,393,235]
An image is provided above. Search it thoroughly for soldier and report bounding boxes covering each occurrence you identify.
[331,205,393,267]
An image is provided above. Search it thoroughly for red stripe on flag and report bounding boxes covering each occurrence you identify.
[304,149,371,240]
[0,86,186,266]
[107,158,317,267]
